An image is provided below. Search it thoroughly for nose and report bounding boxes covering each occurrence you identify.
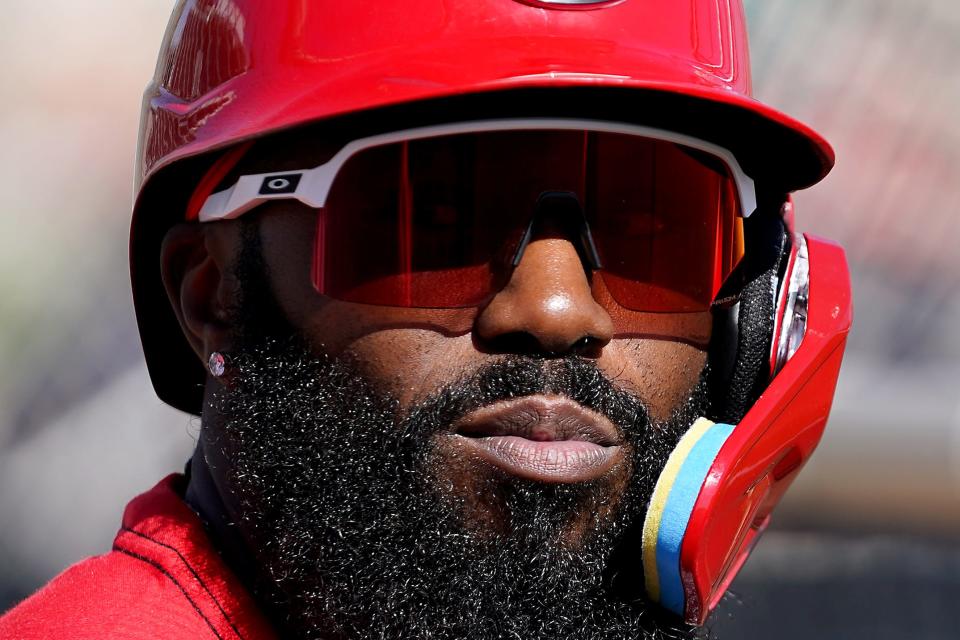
[474,222,614,357]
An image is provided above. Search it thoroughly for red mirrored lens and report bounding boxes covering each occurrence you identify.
[583,132,745,311]
[312,130,744,311]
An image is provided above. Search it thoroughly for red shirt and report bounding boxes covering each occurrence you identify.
[0,475,277,639]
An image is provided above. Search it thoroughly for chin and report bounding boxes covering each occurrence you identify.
[423,431,635,548]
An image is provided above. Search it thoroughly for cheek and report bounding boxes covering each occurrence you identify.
[603,339,708,422]
[333,327,478,406]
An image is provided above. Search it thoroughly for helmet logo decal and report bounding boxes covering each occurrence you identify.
[515,0,624,9]
[259,173,302,195]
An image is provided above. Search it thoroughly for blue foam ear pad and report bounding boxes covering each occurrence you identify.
[642,418,736,617]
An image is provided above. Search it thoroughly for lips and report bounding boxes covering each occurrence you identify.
[448,395,624,484]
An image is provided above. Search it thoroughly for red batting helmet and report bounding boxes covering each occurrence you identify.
[130,0,851,625]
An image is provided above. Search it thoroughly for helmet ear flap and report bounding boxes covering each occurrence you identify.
[708,209,789,424]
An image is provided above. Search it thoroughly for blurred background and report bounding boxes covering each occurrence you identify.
[0,1,957,637]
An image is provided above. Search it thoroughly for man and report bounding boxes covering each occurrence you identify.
[0,1,851,638]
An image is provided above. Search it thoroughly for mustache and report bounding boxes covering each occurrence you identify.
[217,332,703,497]
[219,334,704,469]
[223,336,655,443]
[398,355,655,448]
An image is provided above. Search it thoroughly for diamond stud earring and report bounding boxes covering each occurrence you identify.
[208,352,226,378]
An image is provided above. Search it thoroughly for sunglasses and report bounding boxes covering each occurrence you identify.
[195,119,756,312]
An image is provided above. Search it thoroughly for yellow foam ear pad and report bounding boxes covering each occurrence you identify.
[641,417,736,616]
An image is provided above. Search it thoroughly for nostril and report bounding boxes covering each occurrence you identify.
[477,331,607,358]
[479,331,547,356]
[571,335,605,358]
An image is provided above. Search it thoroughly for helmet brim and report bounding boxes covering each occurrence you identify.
[141,34,833,192]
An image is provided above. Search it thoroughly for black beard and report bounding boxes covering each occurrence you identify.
[209,335,708,640]
[205,222,708,639]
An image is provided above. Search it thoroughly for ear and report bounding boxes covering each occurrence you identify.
[160,223,237,364]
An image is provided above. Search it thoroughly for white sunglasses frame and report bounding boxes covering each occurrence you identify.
[197,118,758,223]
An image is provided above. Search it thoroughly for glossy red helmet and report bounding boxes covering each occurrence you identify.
[131,0,851,626]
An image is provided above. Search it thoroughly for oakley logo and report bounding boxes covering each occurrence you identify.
[259,173,302,195]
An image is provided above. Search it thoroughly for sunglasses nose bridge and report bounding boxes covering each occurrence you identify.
[511,191,602,271]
